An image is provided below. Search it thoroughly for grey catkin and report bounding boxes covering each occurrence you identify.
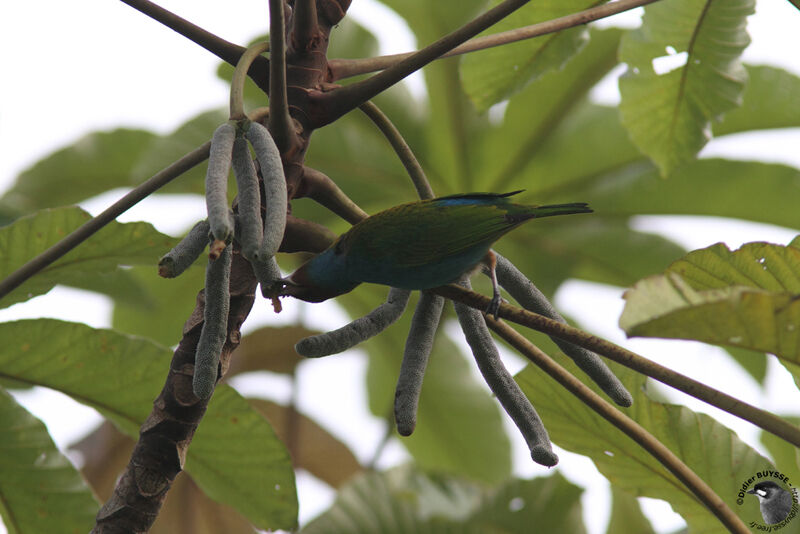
[394,293,444,436]
[295,288,411,357]
[245,121,287,259]
[454,280,557,467]
[493,253,633,408]
[158,220,210,278]
[231,136,263,262]
[205,123,236,243]
[193,244,232,399]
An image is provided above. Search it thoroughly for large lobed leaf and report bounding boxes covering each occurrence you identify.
[301,466,586,533]
[618,0,755,175]
[0,206,176,309]
[0,388,98,533]
[460,0,594,112]
[0,319,298,531]
[516,356,773,532]
[620,242,800,365]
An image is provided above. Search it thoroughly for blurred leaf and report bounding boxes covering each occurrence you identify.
[584,157,800,228]
[0,388,98,534]
[620,242,800,364]
[517,355,773,532]
[619,0,755,174]
[460,0,594,112]
[71,422,257,534]
[229,325,317,377]
[248,399,363,488]
[717,65,800,135]
[482,27,623,191]
[0,129,157,217]
[0,319,297,531]
[301,466,585,534]
[340,287,513,484]
[131,109,227,196]
[112,264,205,346]
[724,346,768,385]
[606,487,657,534]
[759,415,800,479]
[0,206,176,309]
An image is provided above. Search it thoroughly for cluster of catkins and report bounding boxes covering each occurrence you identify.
[294,252,633,467]
[158,120,286,400]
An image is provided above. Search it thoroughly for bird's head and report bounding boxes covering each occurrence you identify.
[747,481,785,500]
[280,243,360,303]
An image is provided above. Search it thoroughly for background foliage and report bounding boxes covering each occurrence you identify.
[0,0,798,532]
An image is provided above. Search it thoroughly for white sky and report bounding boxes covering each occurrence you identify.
[2,1,800,533]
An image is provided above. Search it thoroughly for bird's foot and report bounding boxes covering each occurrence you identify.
[485,293,505,320]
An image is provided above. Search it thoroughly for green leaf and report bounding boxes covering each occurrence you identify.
[481,27,624,192]
[618,0,755,174]
[606,487,657,534]
[460,0,594,112]
[0,319,298,531]
[620,242,800,364]
[759,416,800,482]
[301,466,586,534]
[717,65,800,135]
[0,206,177,309]
[112,265,205,346]
[0,129,158,217]
[229,325,314,377]
[0,388,98,534]
[516,357,773,532]
[339,288,513,484]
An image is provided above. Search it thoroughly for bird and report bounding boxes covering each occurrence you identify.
[280,191,592,316]
[747,481,794,525]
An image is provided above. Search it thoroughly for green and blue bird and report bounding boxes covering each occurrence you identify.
[281,191,591,314]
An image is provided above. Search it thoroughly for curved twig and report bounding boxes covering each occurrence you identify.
[230,42,270,120]
[299,167,369,224]
[358,101,434,200]
[328,0,659,80]
[432,284,800,449]
[268,0,295,153]
[313,0,531,127]
[487,317,749,534]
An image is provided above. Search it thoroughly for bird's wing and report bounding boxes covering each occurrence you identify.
[349,201,523,267]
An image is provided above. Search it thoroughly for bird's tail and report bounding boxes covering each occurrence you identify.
[506,202,592,223]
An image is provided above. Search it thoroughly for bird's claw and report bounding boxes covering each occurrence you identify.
[485,294,505,320]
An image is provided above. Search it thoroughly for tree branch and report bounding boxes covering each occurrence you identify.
[432,284,800,449]
[328,0,659,80]
[269,0,297,154]
[311,0,531,127]
[92,247,257,532]
[297,166,368,224]
[358,101,434,200]
[486,318,750,534]
[291,0,320,52]
[0,143,211,303]
[119,0,270,94]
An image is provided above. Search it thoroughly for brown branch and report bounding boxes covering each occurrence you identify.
[297,167,368,224]
[269,0,297,154]
[328,0,659,80]
[291,0,320,52]
[119,0,270,94]
[487,318,750,534]
[432,284,800,449]
[358,101,434,200]
[311,0,531,127]
[92,247,257,532]
[280,215,337,253]
[0,143,211,303]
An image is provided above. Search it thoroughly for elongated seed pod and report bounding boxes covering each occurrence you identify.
[454,279,557,467]
[206,123,236,243]
[158,220,210,278]
[394,292,444,436]
[295,288,411,357]
[245,121,287,259]
[493,253,633,407]
[193,244,232,399]
[231,136,263,261]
